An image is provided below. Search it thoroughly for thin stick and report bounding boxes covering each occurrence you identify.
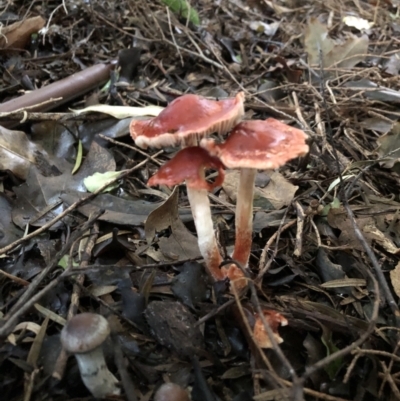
[293,201,305,257]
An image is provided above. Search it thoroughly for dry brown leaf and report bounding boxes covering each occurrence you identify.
[0,16,45,49]
[305,18,369,68]
[377,122,400,168]
[257,171,298,209]
[145,187,200,261]
[390,261,400,298]
[0,126,46,180]
[222,170,298,210]
[328,207,400,254]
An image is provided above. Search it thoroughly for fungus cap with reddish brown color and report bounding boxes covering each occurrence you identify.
[201,118,309,169]
[147,146,225,191]
[253,310,288,349]
[130,92,245,149]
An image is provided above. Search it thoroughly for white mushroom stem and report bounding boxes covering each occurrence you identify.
[232,168,257,267]
[73,346,120,398]
[186,186,224,281]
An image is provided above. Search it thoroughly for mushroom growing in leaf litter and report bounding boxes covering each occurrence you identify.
[130,92,245,148]
[148,146,226,281]
[60,313,120,398]
[201,119,309,285]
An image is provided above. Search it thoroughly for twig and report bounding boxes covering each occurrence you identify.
[379,361,400,399]
[257,219,296,281]
[293,201,305,257]
[98,134,163,166]
[195,299,235,327]
[227,259,296,395]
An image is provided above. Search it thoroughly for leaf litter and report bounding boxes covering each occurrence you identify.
[1,1,400,400]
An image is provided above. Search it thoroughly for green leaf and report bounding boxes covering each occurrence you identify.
[71,140,83,175]
[321,197,341,216]
[162,0,200,25]
[321,325,342,379]
[58,255,79,269]
[84,171,123,193]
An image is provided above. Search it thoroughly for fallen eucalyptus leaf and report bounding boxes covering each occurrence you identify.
[344,79,400,103]
[0,126,46,180]
[71,104,163,118]
[145,187,200,261]
[305,18,368,68]
[71,140,83,175]
[390,261,400,298]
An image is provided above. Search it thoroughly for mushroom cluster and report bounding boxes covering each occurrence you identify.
[130,93,308,348]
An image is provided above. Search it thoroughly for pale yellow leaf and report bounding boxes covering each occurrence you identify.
[71,104,163,119]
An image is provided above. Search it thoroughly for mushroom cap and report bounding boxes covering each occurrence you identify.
[130,92,245,149]
[201,119,309,169]
[154,383,190,401]
[61,313,110,354]
[253,310,288,349]
[147,147,225,191]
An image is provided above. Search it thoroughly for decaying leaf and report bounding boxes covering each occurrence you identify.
[327,205,400,254]
[253,210,292,233]
[0,126,47,180]
[384,52,400,75]
[171,261,208,309]
[12,141,115,229]
[390,261,400,298]
[344,79,400,103]
[0,195,23,247]
[222,170,298,210]
[305,18,369,68]
[144,301,204,358]
[145,187,201,261]
[377,122,400,168]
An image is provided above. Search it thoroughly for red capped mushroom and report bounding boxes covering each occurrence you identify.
[201,119,309,280]
[130,92,245,149]
[148,147,225,281]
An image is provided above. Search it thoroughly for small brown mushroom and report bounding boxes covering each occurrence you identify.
[60,313,120,398]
